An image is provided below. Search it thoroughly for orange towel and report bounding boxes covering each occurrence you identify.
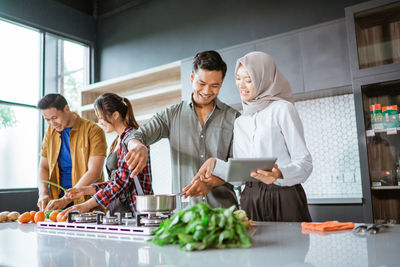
[301,221,355,231]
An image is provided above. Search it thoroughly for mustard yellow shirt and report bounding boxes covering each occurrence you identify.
[40,113,107,204]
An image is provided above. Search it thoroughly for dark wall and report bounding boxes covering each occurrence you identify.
[97,0,367,81]
[0,0,96,44]
[0,190,38,213]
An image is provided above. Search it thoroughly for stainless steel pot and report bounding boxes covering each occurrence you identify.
[135,194,177,213]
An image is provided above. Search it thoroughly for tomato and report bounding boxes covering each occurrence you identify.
[30,211,37,222]
[56,211,67,222]
[18,212,31,224]
[34,211,45,223]
[45,210,62,219]
[49,210,60,222]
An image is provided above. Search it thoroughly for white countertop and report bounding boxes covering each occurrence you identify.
[0,221,399,267]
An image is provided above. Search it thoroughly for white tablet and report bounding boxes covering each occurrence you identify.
[226,157,277,183]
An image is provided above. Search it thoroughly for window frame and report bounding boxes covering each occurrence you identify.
[0,17,92,194]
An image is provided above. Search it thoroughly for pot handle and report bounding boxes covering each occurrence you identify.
[133,175,144,195]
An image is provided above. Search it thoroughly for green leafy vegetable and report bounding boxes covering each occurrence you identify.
[43,180,67,193]
[150,203,252,251]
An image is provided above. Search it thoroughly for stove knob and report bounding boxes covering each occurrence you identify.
[114,212,121,224]
[96,212,104,224]
[68,210,79,223]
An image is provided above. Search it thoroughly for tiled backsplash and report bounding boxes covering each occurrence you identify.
[295,94,363,199]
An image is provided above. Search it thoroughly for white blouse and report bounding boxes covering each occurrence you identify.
[214,100,312,187]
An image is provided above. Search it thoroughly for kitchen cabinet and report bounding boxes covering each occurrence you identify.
[255,33,305,94]
[345,0,400,79]
[353,71,400,224]
[347,0,400,224]
[256,19,351,94]
[80,61,181,124]
[299,20,351,92]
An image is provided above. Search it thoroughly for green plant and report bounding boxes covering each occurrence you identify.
[0,105,17,128]
[43,180,68,193]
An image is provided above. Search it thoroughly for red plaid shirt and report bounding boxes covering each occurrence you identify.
[92,127,153,213]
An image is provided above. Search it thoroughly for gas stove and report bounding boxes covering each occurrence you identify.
[37,211,171,236]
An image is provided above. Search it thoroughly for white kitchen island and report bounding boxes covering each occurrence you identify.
[0,221,399,267]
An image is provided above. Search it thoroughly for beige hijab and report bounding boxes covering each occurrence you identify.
[235,51,294,115]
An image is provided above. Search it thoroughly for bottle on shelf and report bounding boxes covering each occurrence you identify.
[382,105,399,129]
[369,104,384,130]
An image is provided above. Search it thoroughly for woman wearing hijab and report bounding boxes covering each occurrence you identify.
[185,51,313,222]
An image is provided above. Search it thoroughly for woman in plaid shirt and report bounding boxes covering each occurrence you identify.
[63,93,153,217]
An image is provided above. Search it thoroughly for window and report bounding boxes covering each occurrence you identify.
[45,34,90,113]
[0,19,40,189]
[56,36,90,112]
[0,19,90,189]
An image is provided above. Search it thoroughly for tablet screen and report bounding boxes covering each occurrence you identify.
[226,157,277,183]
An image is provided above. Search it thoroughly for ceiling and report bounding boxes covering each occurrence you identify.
[52,0,148,19]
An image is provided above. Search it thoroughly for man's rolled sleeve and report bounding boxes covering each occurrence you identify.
[89,125,107,157]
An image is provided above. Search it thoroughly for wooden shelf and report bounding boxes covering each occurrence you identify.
[80,61,181,124]
[371,186,400,190]
[366,127,400,136]
[82,61,180,93]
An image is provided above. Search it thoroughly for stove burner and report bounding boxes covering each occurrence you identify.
[136,212,171,227]
[68,212,98,223]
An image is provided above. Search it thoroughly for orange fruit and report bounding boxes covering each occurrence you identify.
[56,211,67,222]
[34,211,45,223]
[30,211,37,222]
[49,210,60,222]
[18,212,31,224]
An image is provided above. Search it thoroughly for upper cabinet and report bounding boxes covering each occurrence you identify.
[258,19,351,93]
[256,33,305,94]
[299,20,351,91]
[345,0,400,78]
[80,61,181,124]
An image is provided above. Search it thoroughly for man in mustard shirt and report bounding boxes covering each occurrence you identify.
[37,94,107,211]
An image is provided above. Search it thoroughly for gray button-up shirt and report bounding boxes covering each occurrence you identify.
[127,97,240,208]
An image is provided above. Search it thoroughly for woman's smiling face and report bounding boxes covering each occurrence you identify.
[95,110,116,133]
[235,64,255,102]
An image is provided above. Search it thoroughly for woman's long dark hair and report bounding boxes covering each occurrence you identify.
[94,93,139,154]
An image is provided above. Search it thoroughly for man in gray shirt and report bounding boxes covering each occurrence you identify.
[125,50,240,208]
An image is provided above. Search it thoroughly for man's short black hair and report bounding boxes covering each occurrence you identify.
[192,50,227,79]
[37,93,68,111]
